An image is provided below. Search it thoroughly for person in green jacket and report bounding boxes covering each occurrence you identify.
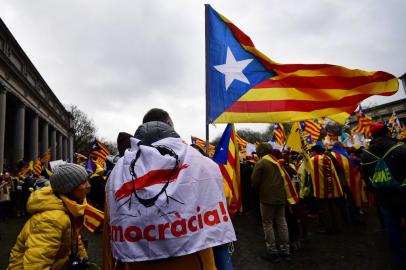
[251,143,289,262]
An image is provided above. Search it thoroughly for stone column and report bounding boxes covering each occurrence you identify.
[0,86,6,174]
[13,103,25,165]
[28,114,39,161]
[40,121,49,156]
[57,133,63,160]
[50,128,56,161]
[63,136,68,161]
[68,134,74,162]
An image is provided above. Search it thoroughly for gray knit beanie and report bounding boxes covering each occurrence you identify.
[50,163,88,194]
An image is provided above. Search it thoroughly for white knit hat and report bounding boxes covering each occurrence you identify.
[50,163,88,194]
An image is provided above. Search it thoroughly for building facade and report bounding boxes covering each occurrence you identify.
[348,98,406,126]
[0,18,73,173]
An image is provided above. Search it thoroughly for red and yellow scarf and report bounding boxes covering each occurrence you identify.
[60,195,104,232]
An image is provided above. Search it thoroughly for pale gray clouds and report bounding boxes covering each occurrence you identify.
[2,0,405,142]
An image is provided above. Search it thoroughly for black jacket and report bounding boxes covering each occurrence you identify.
[361,136,406,207]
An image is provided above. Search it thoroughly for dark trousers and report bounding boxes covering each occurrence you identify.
[380,206,406,269]
[317,198,342,234]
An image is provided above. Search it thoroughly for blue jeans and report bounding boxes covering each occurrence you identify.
[380,206,406,269]
[213,244,234,270]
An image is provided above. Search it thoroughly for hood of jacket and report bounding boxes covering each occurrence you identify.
[134,121,180,145]
[367,136,397,157]
[26,186,66,215]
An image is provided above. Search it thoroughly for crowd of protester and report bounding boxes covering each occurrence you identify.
[240,122,406,269]
[2,109,406,270]
[0,171,50,220]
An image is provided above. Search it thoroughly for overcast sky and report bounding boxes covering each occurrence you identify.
[2,0,405,143]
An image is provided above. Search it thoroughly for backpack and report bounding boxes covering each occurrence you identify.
[361,143,404,189]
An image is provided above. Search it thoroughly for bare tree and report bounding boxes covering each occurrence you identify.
[99,138,118,155]
[210,124,275,146]
[67,105,97,154]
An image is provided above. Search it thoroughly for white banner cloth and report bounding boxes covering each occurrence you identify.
[246,143,256,156]
[49,160,66,170]
[106,137,236,262]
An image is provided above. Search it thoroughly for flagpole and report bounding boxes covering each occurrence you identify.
[205,4,210,155]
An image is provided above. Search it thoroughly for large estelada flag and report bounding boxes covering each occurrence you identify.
[213,124,241,215]
[205,5,399,124]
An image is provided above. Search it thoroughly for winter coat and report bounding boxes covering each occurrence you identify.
[361,136,406,208]
[251,155,286,205]
[8,186,87,270]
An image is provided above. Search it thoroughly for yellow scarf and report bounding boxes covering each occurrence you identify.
[60,195,104,232]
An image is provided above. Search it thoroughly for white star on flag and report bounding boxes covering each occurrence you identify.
[214,47,253,91]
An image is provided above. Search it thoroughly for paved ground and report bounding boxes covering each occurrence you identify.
[232,209,394,270]
[0,207,396,269]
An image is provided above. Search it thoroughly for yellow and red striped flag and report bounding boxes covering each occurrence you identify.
[206,5,399,125]
[89,139,110,167]
[331,152,367,207]
[235,133,248,159]
[300,120,322,142]
[33,159,42,175]
[191,136,216,157]
[388,111,401,138]
[235,133,247,148]
[272,123,286,146]
[352,106,372,137]
[213,124,241,215]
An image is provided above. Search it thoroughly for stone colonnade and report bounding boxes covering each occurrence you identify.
[0,85,73,173]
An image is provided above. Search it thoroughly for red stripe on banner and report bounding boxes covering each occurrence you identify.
[273,63,339,73]
[226,94,369,113]
[115,164,189,201]
[314,155,320,198]
[254,72,395,89]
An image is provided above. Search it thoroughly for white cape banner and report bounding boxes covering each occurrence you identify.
[106,137,236,262]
